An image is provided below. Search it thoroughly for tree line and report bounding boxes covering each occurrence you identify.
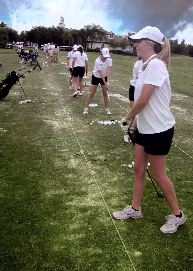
[0,21,193,56]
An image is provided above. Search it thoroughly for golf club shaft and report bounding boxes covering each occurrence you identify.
[107,88,114,121]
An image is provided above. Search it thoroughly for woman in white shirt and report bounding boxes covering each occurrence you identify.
[72,45,88,97]
[124,58,143,143]
[83,48,112,115]
[67,45,78,89]
[113,26,185,234]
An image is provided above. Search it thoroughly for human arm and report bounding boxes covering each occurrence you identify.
[67,57,70,69]
[72,56,76,70]
[122,84,156,125]
[99,69,108,89]
[106,66,111,85]
[85,60,88,76]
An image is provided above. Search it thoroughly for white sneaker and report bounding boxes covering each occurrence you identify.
[113,206,142,220]
[69,86,73,89]
[160,211,186,233]
[105,108,111,115]
[83,108,88,114]
[124,134,129,143]
[79,92,82,96]
[73,92,77,97]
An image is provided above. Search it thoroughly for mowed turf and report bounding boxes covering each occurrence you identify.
[0,49,193,271]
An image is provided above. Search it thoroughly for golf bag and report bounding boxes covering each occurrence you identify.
[0,71,20,100]
[19,49,32,62]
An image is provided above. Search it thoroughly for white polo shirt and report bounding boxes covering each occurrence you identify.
[92,56,112,78]
[73,51,88,67]
[130,59,143,87]
[67,51,74,68]
[135,57,175,134]
[54,46,59,53]
[50,44,55,51]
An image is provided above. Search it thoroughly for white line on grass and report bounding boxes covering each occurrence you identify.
[173,143,193,159]
[56,97,137,271]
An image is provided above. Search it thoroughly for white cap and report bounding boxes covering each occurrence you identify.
[129,26,164,45]
[101,48,110,58]
[73,44,78,50]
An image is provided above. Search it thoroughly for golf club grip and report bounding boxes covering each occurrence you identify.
[128,129,135,145]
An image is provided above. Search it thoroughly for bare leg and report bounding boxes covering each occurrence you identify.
[69,72,73,87]
[79,77,83,94]
[85,84,98,108]
[101,85,108,109]
[132,144,148,210]
[149,154,181,215]
[130,101,135,108]
[73,77,78,93]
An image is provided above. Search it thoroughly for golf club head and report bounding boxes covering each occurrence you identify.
[158,192,165,198]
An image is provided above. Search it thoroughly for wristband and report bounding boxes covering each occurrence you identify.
[130,128,136,132]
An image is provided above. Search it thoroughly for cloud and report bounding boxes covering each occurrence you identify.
[173,22,193,44]
[2,0,193,44]
[103,0,193,35]
[6,0,119,33]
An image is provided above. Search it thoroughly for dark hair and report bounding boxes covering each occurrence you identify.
[78,45,83,56]
[153,43,162,54]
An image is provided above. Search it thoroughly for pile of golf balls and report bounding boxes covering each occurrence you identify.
[128,162,150,168]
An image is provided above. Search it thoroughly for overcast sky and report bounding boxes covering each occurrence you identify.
[1,0,193,44]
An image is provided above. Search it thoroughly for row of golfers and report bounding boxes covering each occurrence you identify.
[67,45,112,115]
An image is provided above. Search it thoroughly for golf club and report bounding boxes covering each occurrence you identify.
[107,88,114,121]
[126,127,165,198]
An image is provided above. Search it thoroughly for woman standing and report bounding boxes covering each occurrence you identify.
[67,45,78,89]
[83,48,112,115]
[113,26,185,233]
[124,58,143,143]
[72,45,88,97]
[54,45,59,65]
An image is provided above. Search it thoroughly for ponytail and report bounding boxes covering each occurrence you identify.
[78,45,83,56]
[142,37,170,72]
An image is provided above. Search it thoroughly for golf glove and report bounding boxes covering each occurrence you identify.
[120,118,131,133]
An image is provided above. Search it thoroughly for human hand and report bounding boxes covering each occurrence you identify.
[120,118,131,133]
[120,117,132,127]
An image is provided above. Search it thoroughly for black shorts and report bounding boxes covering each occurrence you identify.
[135,127,174,155]
[69,68,73,73]
[72,66,85,78]
[91,74,107,85]
[129,84,135,101]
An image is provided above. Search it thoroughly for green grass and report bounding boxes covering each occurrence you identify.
[0,50,193,271]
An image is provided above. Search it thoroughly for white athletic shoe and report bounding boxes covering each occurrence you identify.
[160,211,186,233]
[113,206,142,220]
[73,92,77,97]
[105,108,111,115]
[79,92,82,96]
[83,108,88,114]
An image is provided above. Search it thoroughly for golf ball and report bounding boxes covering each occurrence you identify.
[128,164,132,168]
